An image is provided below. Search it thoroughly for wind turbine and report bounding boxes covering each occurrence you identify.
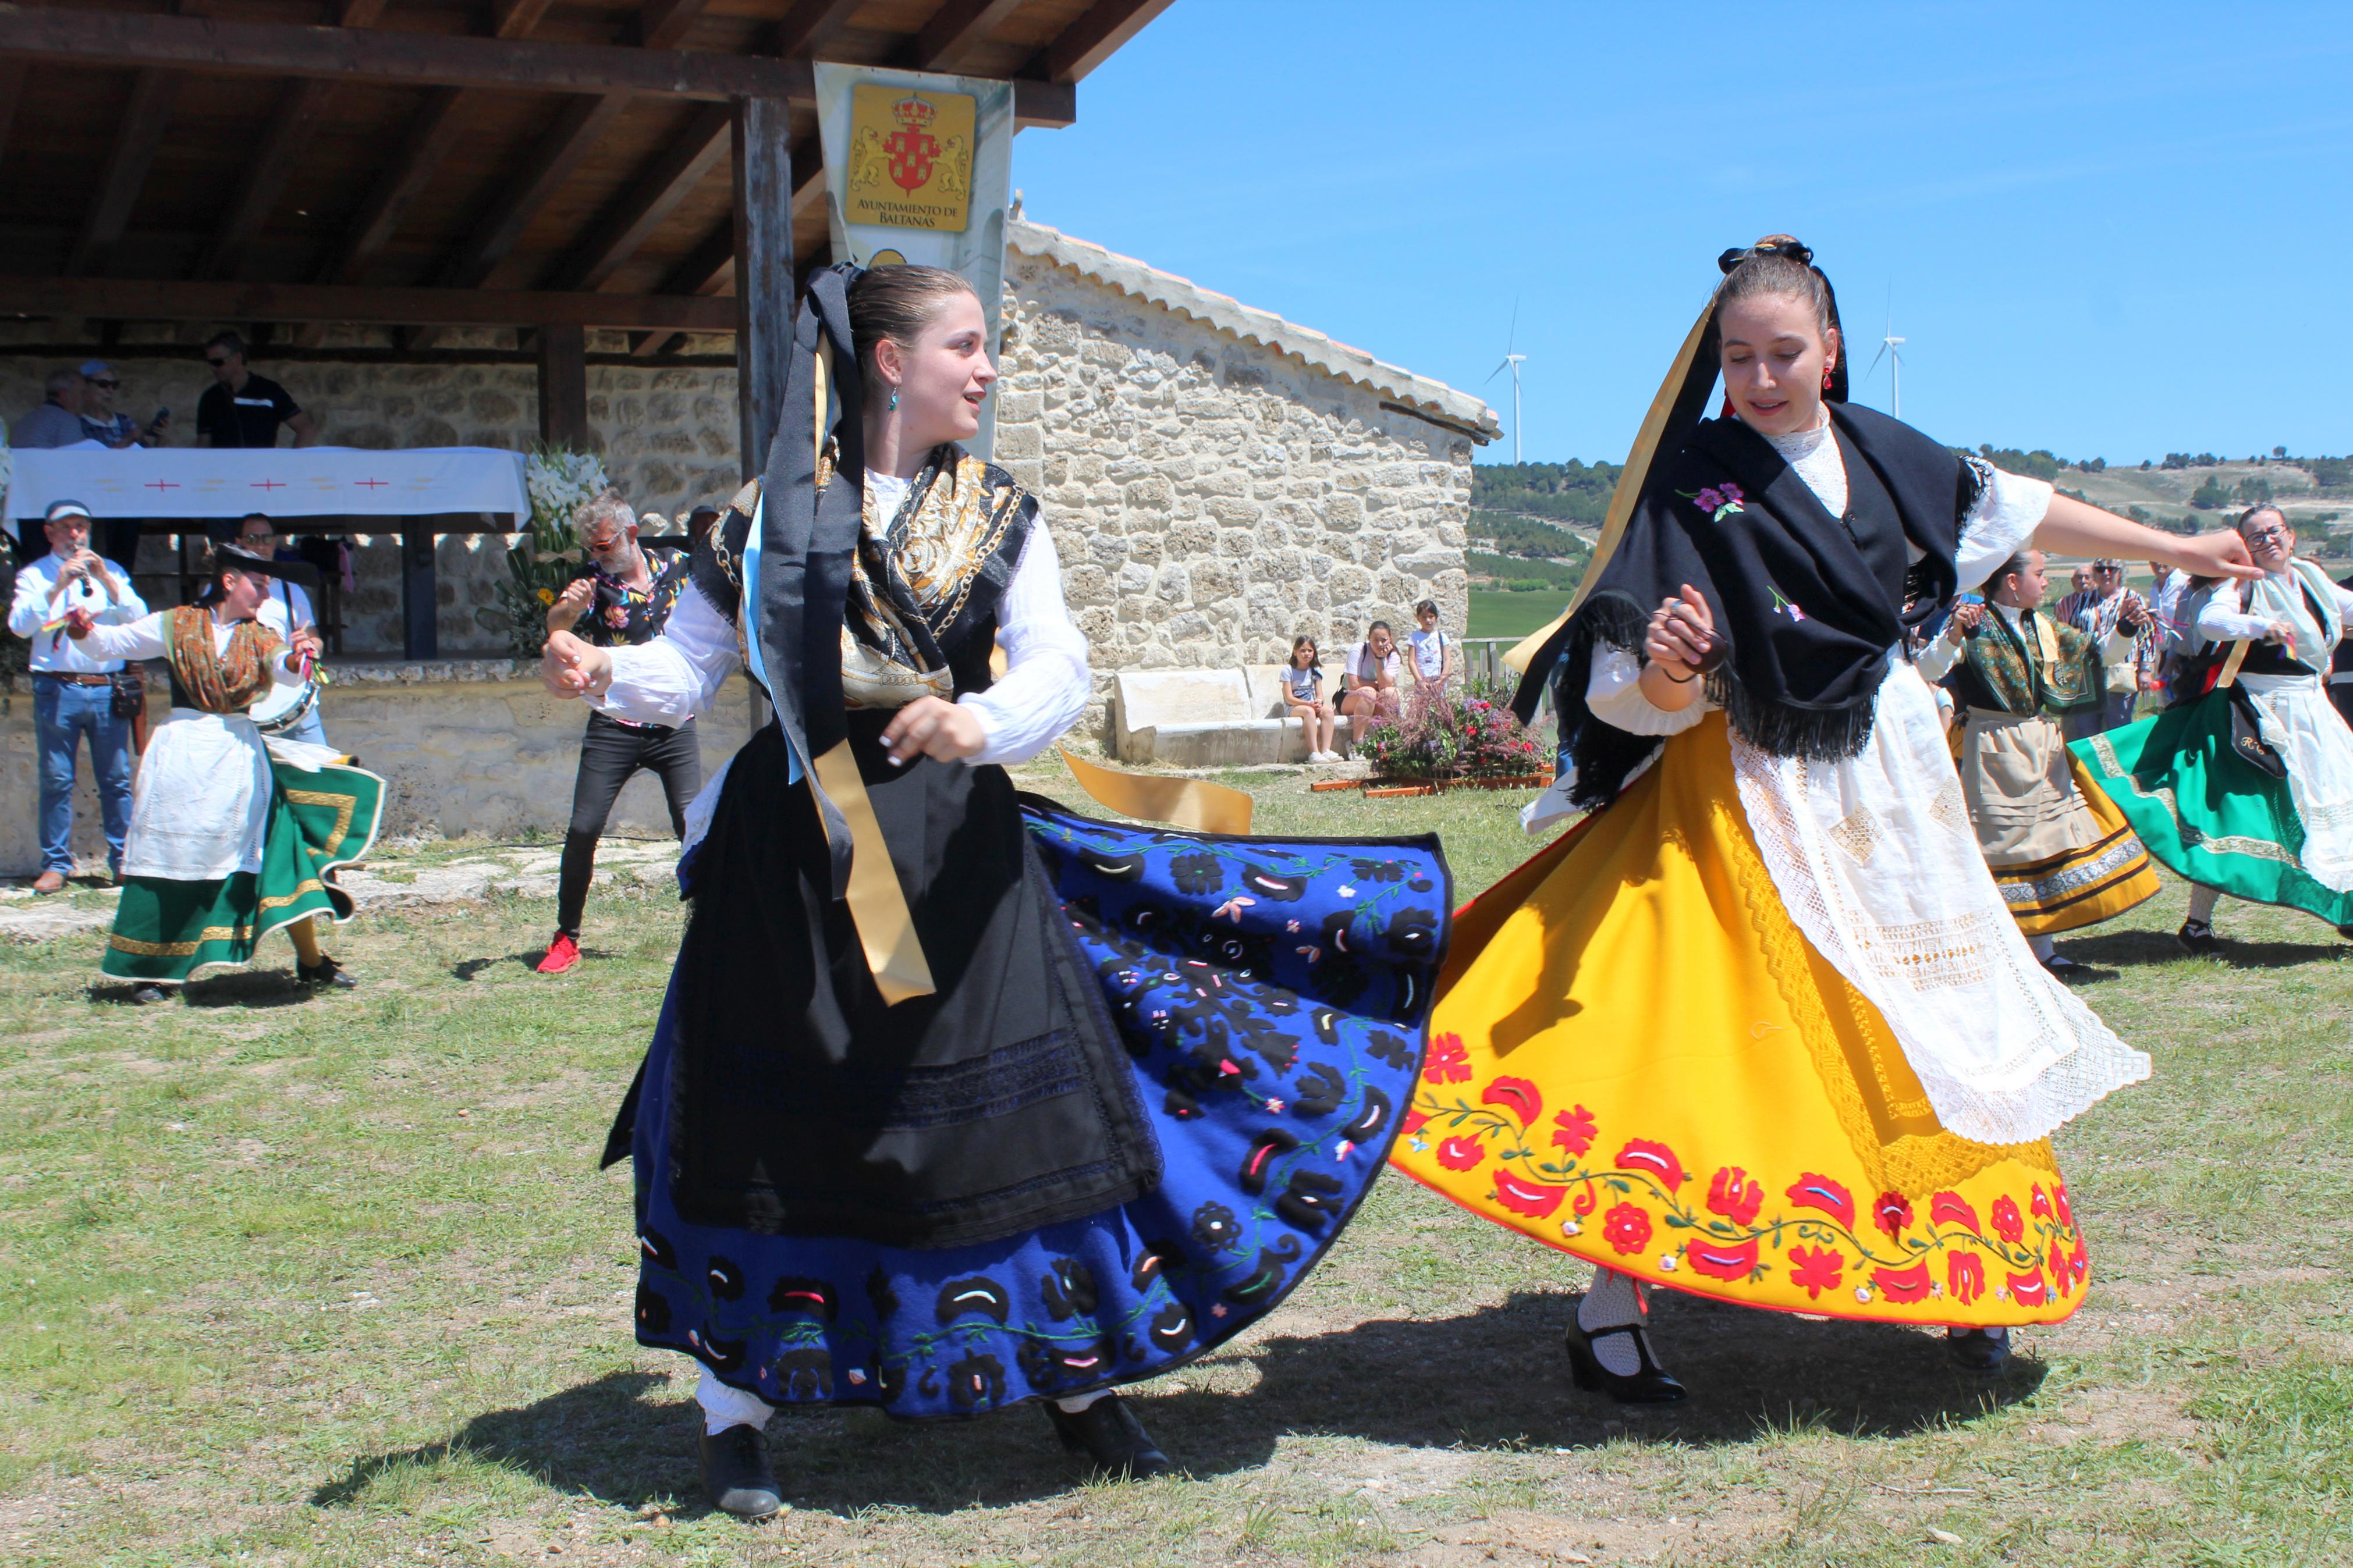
[1866,303,1905,418]
[1485,304,1528,464]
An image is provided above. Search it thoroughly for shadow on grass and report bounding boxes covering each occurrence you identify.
[310,1292,2045,1519]
[179,969,318,1009]
[2064,926,2348,971]
[452,948,617,981]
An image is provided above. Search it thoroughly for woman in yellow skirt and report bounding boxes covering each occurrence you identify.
[1390,237,2257,1399]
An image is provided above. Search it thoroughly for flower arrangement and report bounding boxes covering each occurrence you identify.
[1357,682,1545,782]
[493,446,610,659]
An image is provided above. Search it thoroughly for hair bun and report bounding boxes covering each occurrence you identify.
[1718,234,1815,274]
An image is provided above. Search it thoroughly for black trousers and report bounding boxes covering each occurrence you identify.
[557,710,702,936]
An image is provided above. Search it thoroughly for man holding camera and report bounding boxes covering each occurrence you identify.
[534,492,697,975]
[8,500,148,894]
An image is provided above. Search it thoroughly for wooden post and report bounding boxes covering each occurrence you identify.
[401,520,437,660]
[733,95,794,483]
[537,322,590,448]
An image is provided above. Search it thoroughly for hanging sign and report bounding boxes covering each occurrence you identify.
[814,62,1014,457]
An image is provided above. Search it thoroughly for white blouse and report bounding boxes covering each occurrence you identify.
[2193,570,2353,649]
[591,499,1092,767]
[74,610,306,691]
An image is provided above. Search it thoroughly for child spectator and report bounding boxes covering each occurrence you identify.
[1281,634,1340,762]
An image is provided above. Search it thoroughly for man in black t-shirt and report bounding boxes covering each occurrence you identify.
[194,331,318,449]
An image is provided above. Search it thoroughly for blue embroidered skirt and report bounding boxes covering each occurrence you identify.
[629,794,1450,1421]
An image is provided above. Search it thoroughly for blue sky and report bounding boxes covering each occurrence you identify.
[1012,1,2353,467]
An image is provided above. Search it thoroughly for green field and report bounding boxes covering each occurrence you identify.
[3,759,2351,1566]
[1467,587,1570,641]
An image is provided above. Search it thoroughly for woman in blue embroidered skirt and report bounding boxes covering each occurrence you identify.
[541,265,1448,1516]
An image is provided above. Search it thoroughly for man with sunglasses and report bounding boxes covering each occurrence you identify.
[533,491,697,975]
[194,332,317,451]
[76,360,171,570]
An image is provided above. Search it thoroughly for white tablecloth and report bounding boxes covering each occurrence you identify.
[2,443,527,531]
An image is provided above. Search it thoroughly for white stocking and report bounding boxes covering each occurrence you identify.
[1054,1389,1112,1413]
[2027,934,2057,962]
[697,1368,775,1435]
[2187,884,2222,924]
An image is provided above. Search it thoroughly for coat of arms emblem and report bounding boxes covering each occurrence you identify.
[844,84,978,232]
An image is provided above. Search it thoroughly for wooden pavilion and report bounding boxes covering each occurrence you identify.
[0,0,1173,652]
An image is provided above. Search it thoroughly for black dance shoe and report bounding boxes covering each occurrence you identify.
[1042,1393,1173,1479]
[1946,1327,2010,1375]
[130,984,170,1006]
[1563,1314,1687,1404]
[299,955,358,989]
[2177,920,2220,958]
[2040,951,2084,977]
[699,1423,783,1519]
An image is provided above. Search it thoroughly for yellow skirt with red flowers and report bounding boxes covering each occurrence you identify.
[1389,713,2088,1328]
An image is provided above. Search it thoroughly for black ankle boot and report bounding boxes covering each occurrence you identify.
[1041,1393,1173,1479]
[1564,1311,1687,1403]
[700,1423,783,1519]
[1946,1327,2010,1374]
[299,954,358,989]
[2177,919,2220,957]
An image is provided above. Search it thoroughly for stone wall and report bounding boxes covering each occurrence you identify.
[1,662,758,878]
[991,244,1474,738]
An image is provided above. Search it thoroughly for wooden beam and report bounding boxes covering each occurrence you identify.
[638,0,714,51]
[0,276,737,332]
[549,100,732,293]
[197,79,334,279]
[630,136,814,357]
[0,61,26,172]
[733,98,795,480]
[1025,0,1177,83]
[537,323,590,447]
[491,0,557,37]
[438,91,632,290]
[772,0,866,59]
[0,8,819,102]
[320,86,471,292]
[69,70,182,277]
[336,0,391,25]
[904,0,1028,72]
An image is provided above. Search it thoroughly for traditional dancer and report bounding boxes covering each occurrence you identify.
[2053,560,2145,740]
[1913,550,2160,969]
[540,265,1447,1514]
[66,545,382,1004]
[1390,236,2255,1400]
[2074,504,2353,953]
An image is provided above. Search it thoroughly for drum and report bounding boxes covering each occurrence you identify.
[249,673,321,735]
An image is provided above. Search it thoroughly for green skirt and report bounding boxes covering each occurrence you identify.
[2071,695,2353,925]
[103,760,385,984]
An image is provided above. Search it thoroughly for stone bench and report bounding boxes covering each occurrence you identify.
[1112,666,1371,766]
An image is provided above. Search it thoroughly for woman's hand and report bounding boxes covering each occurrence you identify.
[286,625,324,666]
[880,695,986,765]
[1947,601,1986,638]
[2263,618,2301,650]
[2170,531,2262,582]
[1645,584,1717,674]
[541,629,613,699]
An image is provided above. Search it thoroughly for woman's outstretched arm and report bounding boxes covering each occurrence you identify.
[2033,493,2259,583]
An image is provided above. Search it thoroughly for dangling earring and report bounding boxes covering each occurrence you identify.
[887,386,900,413]
[1821,365,1834,393]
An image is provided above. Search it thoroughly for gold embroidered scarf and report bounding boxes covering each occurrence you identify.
[164,606,283,714]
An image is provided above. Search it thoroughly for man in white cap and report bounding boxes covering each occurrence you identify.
[7,500,147,894]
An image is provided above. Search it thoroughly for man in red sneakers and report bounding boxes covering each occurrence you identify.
[535,492,698,975]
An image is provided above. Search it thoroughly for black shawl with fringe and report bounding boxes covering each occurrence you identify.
[1518,402,1976,809]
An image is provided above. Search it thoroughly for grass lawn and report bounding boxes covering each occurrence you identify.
[1467,589,1571,642]
[4,757,2351,1566]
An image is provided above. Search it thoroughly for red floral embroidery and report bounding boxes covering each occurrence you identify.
[1550,1105,1598,1157]
[1786,1174,1855,1228]
[1602,1203,1652,1256]
[1873,1192,1914,1242]
[1788,1245,1845,1300]
[1616,1138,1687,1190]
[1685,1236,1761,1282]
[2067,1235,2088,1288]
[1482,1076,1543,1126]
[1872,1261,1934,1304]
[2007,1267,2049,1306]
[1423,1033,1471,1085]
[2053,1182,2074,1229]
[1435,1135,1485,1172]
[1401,1106,1431,1137]
[1708,1166,1764,1226]
[1493,1169,1565,1219]
[2047,1240,2068,1290]
[1991,1194,2024,1244]
[1930,1191,1981,1232]
[1947,1252,1986,1307]
[2031,1184,2053,1219]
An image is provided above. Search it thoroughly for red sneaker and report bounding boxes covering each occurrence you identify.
[536,931,581,975]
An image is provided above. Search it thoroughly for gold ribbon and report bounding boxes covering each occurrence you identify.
[2216,639,2251,689]
[1505,304,1716,675]
[1059,747,1254,835]
[811,740,936,1006]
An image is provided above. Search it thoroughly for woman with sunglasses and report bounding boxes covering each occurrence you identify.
[2075,503,2353,952]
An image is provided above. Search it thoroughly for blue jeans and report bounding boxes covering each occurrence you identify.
[33,678,133,877]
